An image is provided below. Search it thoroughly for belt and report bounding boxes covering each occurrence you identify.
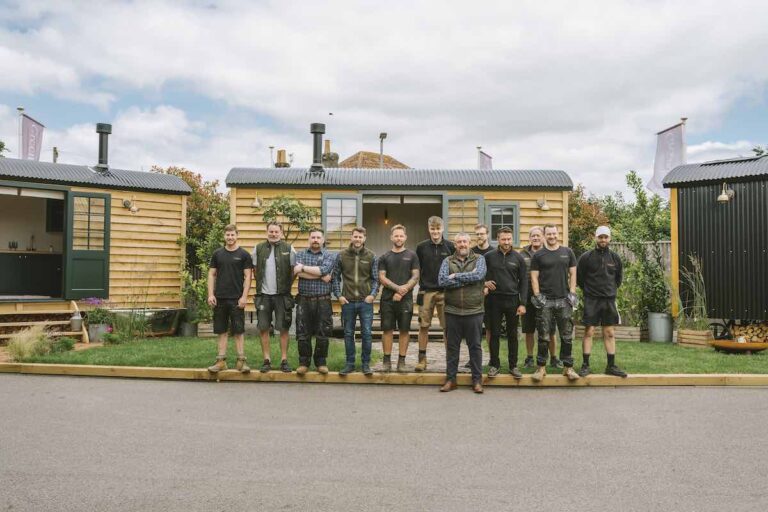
[299,295,331,301]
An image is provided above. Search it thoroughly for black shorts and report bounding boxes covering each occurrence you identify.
[582,296,620,327]
[522,300,538,334]
[256,294,294,332]
[213,299,245,335]
[380,298,414,332]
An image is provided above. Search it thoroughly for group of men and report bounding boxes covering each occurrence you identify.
[206,215,627,393]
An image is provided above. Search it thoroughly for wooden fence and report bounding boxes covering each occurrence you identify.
[611,241,672,272]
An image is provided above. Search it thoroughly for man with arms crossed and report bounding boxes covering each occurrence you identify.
[483,227,528,379]
[378,224,420,372]
[207,224,253,374]
[520,227,559,369]
[415,216,455,372]
[438,233,487,393]
[577,226,628,378]
[334,226,379,376]
[252,221,296,373]
[293,228,336,375]
[530,223,579,382]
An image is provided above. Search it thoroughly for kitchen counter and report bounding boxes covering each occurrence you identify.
[0,250,62,255]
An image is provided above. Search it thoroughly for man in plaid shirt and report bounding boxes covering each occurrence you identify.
[293,228,338,375]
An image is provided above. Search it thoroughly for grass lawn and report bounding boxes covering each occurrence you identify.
[18,336,768,374]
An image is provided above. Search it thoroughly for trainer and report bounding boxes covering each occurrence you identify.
[438,232,487,394]
[576,226,627,378]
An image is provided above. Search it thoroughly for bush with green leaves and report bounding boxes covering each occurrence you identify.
[86,307,113,326]
[50,336,76,353]
[7,325,50,361]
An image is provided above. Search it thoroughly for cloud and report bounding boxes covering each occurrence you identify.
[2,0,768,194]
[687,140,757,163]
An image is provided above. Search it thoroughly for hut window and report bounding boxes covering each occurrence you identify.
[324,196,358,250]
[486,203,519,245]
[72,196,106,251]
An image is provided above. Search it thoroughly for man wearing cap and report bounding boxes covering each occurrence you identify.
[577,226,627,377]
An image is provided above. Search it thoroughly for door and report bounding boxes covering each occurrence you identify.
[64,192,111,299]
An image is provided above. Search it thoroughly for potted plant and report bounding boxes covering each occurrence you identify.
[676,255,713,348]
[86,307,113,343]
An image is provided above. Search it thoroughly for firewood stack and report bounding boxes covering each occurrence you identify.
[730,322,768,343]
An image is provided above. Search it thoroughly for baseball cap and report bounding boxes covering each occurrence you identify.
[595,226,611,237]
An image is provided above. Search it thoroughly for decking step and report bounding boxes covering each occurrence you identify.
[0,331,82,340]
[0,310,75,316]
[0,320,70,328]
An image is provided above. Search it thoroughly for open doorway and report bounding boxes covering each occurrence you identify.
[0,186,65,300]
[362,194,443,257]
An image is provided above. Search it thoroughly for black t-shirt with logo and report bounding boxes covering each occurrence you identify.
[472,245,493,256]
[530,246,577,299]
[378,249,420,301]
[210,246,252,299]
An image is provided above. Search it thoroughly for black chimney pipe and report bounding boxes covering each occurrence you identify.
[95,123,112,171]
[310,123,325,172]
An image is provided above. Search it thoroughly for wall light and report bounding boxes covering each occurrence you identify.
[717,182,734,204]
[384,207,389,225]
[122,197,139,214]
[536,197,551,211]
[251,196,263,208]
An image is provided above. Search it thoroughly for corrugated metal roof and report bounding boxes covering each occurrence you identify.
[0,158,192,195]
[663,155,768,187]
[226,167,573,190]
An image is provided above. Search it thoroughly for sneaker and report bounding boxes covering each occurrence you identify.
[296,365,309,376]
[605,365,628,378]
[382,358,392,373]
[578,364,591,378]
[317,365,329,375]
[235,357,250,374]
[280,360,292,373]
[487,366,500,378]
[532,366,547,382]
[396,357,407,373]
[563,367,580,381]
[207,358,227,374]
[550,356,564,369]
[523,356,535,369]
[414,357,427,372]
[510,367,523,379]
[259,359,272,373]
[362,364,373,376]
[339,364,355,376]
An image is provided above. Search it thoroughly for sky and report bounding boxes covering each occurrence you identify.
[1,0,767,195]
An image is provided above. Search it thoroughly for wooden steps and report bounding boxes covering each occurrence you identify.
[0,301,89,345]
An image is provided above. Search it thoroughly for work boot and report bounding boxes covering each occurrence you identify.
[440,380,457,392]
[317,365,329,375]
[472,382,484,394]
[396,356,407,373]
[550,356,564,369]
[259,359,272,373]
[523,356,535,369]
[382,356,392,373]
[280,359,292,373]
[414,355,428,372]
[362,364,373,376]
[605,365,628,378]
[510,367,523,380]
[296,364,309,376]
[532,366,547,383]
[563,367,580,381]
[207,357,227,374]
[339,363,355,376]
[487,366,500,378]
[235,356,250,374]
[578,364,592,377]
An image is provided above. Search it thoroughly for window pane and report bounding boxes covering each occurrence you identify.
[341,199,357,216]
[326,199,341,217]
[326,217,342,232]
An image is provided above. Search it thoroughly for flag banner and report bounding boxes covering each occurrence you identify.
[648,122,686,198]
[21,114,45,161]
[478,150,493,170]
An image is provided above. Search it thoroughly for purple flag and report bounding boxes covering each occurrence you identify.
[21,114,45,161]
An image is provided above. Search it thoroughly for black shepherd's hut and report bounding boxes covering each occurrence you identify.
[663,155,768,321]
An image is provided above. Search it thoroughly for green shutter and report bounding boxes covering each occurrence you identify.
[64,191,111,299]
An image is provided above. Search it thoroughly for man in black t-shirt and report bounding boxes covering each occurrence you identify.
[378,224,420,372]
[207,224,253,374]
[529,223,579,382]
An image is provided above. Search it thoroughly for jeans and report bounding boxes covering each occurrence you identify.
[488,295,520,369]
[296,296,332,366]
[341,301,373,365]
[445,312,483,383]
[535,298,574,367]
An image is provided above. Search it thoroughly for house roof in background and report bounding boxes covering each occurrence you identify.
[338,151,409,169]
[226,167,573,190]
[663,154,768,187]
[0,158,192,195]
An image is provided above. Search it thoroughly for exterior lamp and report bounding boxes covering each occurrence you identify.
[251,196,263,208]
[537,197,550,211]
[384,207,389,225]
[122,197,139,214]
[717,182,734,203]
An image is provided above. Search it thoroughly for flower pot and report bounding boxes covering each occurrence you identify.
[678,329,714,348]
[87,324,110,343]
[179,321,198,337]
[647,312,673,343]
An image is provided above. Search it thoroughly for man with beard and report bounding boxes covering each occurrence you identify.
[530,223,579,382]
[293,228,337,375]
[472,223,494,346]
[483,227,528,379]
[334,226,379,376]
[438,232,487,394]
[577,226,628,378]
[377,224,420,372]
[252,221,296,373]
[415,216,455,372]
[519,226,559,369]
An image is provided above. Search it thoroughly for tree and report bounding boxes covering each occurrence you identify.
[753,145,766,157]
[257,195,319,244]
[568,184,610,256]
[0,139,8,157]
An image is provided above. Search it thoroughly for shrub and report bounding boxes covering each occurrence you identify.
[7,325,51,361]
[101,332,126,345]
[50,336,76,353]
[86,307,113,326]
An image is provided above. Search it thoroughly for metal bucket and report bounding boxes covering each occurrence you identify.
[647,312,673,342]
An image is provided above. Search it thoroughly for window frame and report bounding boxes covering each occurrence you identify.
[484,201,520,248]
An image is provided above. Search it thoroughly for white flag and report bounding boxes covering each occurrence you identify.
[478,150,492,170]
[648,122,686,199]
[21,114,45,161]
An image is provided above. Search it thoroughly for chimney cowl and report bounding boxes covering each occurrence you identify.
[310,123,325,172]
[95,123,112,172]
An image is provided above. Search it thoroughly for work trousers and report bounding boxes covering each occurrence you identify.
[488,295,520,369]
[536,298,574,367]
[296,296,332,366]
[341,301,373,365]
[445,312,484,383]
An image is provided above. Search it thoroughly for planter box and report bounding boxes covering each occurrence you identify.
[575,325,648,342]
[87,324,110,343]
[677,329,713,348]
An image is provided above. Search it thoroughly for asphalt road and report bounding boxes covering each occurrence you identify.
[1,375,767,512]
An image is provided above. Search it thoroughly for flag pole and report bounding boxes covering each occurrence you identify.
[16,106,24,159]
